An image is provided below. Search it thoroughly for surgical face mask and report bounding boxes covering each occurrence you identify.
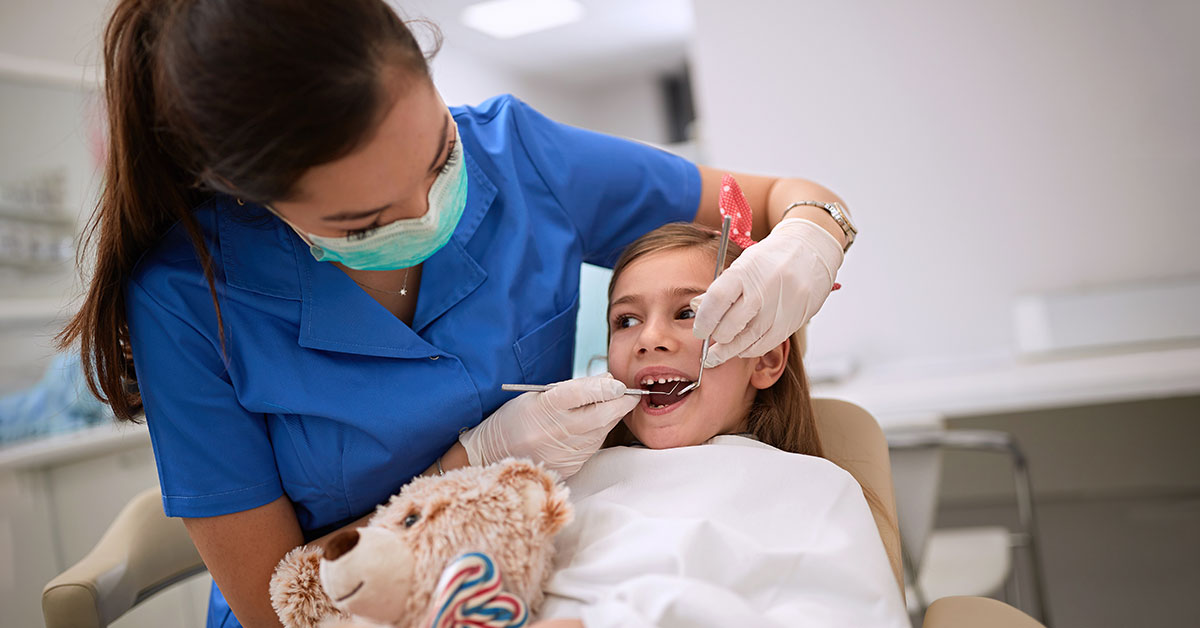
[273,125,469,271]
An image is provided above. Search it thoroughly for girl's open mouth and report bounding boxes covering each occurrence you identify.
[640,376,695,413]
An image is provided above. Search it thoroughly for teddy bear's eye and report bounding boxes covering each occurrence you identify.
[403,512,420,528]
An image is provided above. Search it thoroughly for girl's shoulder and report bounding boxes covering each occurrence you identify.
[569,437,865,513]
[704,433,777,450]
[705,434,854,476]
[588,435,852,482]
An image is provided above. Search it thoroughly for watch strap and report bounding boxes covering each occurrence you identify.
[784,201,857,251]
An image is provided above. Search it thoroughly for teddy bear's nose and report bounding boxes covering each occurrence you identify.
[323,529,360,561]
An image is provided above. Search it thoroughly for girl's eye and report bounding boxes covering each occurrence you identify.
[403,512,420,528]
[677,308,696,321]
[613,314,641,330]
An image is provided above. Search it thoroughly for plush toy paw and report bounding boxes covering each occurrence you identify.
[271,545,347,628]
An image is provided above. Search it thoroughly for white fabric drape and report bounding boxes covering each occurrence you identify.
[539,435,910,628]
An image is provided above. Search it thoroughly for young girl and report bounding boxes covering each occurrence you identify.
[533,223,909,627]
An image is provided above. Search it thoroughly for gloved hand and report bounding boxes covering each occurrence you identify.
[691,218,844,368]
[459,373,639,479]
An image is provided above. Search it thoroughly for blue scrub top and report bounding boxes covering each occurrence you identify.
[125,95,700,627]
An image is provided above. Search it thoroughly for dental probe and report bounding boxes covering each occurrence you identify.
[501,383,664,396]
[673,214,732,397]
[502,217,731,401]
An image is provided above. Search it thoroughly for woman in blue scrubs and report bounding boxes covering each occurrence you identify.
[60,1,855,626]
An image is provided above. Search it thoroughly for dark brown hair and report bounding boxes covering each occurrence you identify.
[57,0,438,421]
[602,222,823,457]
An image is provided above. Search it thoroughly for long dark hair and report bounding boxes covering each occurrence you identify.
[57,0,438,422]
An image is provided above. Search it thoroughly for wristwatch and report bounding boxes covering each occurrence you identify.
[784,201,857,252]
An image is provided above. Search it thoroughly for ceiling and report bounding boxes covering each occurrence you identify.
[391,0,693,84]
[0,0,691,89]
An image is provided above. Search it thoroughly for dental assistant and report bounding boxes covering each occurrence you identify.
[60,2,855,627]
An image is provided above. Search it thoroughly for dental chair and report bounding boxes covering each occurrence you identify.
[42,398,1047,628]
[811,398,1045,628]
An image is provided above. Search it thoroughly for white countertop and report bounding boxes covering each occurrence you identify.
[0,420,149,471]
[812,345,1200,428]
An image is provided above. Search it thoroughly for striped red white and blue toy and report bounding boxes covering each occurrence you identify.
[424,552,528,628]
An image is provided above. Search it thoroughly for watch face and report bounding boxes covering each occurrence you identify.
[832,202,857,234]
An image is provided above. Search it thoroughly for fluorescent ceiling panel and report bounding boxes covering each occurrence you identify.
[461,0,585,39]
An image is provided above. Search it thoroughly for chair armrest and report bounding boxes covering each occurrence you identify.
[888,428,1029,468]
[923,595,1046,628]
[888,428,1012,452]
[42,487,207,628]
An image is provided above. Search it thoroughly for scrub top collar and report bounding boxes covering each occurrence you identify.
[218,144,498,360]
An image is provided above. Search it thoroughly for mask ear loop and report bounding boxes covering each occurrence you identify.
[263,203,320,249]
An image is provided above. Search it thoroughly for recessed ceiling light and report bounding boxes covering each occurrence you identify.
[460,0,585,40]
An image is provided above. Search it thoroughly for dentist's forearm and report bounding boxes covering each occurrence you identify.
[765,178,848,249]
[420,441,470,476]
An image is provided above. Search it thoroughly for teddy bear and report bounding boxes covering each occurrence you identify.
[269,458,573,628]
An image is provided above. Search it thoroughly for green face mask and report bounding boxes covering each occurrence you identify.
[275,123,470,271]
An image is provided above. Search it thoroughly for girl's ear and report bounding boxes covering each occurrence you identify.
[749,337,790,390]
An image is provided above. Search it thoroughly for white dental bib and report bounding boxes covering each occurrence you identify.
[539,435,910,627]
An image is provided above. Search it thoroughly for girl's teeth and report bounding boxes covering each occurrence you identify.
[640,375,694,386]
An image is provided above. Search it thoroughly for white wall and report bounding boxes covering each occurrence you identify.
[689,0,1200,370]
[434,41,670,145]
[0,0,107,70]
[430,42,525,110]
[547,74,669,146]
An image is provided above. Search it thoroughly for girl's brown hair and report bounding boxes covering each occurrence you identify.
[57,0,437,422]
[602,222,823,457]
[602,222,892,540]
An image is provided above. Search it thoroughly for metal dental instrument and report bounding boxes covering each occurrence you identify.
[673,214,733,397]
[501,383,666,396]
[502,217,731,402]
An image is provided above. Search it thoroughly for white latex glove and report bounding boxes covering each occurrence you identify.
[691,218,844,368]
[459,373,639,479]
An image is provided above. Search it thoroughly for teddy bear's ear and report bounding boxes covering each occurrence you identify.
[271,545,345,628]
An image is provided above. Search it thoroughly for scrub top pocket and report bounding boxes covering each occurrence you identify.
[513,293,580,384]
[268,413,351,529]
